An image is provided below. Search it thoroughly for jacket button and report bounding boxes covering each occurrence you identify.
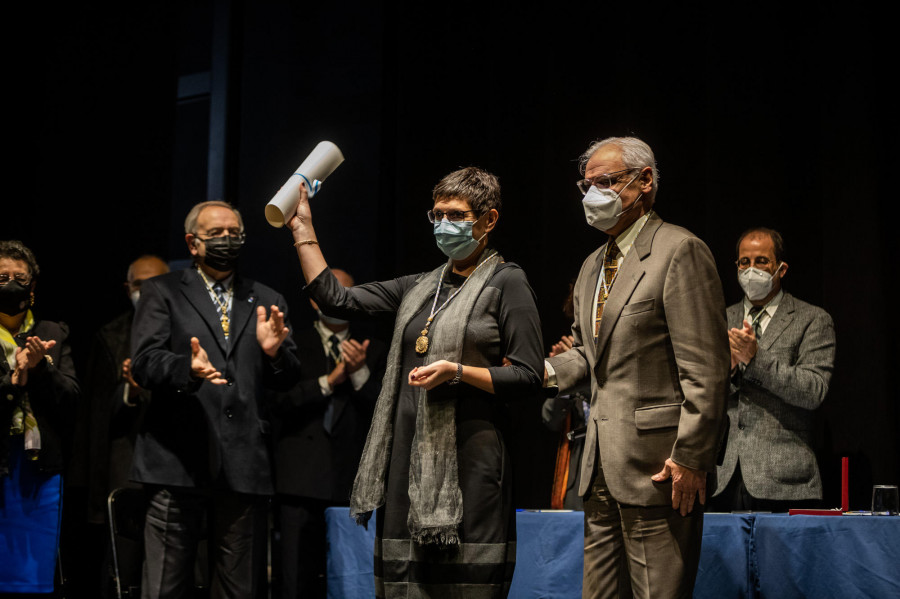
[225,408,234,419]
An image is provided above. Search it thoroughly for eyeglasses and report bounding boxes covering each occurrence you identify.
[427,209,478,223]
[736,257,775,269]
[0,273,31,285]
[193,229,246,244]
[576,168,641,195]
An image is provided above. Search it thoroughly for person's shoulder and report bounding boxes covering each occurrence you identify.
[31,319,69,341]
[241,276,285,301]
[492,261,531,285]
[783,293,833,322]
[99,310,134,336]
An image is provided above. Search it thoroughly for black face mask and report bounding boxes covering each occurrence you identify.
[0,280,32,316]
[200,236,243,272]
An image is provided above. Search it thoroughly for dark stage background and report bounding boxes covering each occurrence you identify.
[6,0,898,548]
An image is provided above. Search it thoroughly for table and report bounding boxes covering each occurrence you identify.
[326,509,900,598]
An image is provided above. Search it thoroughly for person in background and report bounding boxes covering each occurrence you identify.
[130,201,301,599]
[0,240,80,595]
[80,254,169,596]
[272,267,387,599]
[542,281,590,511]
[710,227,835,512]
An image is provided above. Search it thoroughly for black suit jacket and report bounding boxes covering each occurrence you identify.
[130,268,301,495]
[272,325,386,502]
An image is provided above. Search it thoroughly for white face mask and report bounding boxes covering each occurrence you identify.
[130,289,141,308]
[581,172,642,231]
[737,264,782,301]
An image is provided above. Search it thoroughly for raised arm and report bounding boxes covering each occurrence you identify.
[288,182,328,284]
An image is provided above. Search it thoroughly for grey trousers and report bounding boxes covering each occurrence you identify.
[141,486,266,599]
[582,467,704,599]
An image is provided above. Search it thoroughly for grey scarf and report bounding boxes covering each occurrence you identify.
[350,251,502,546]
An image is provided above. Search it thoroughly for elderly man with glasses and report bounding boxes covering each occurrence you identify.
[544,136,729,599]
[130,200,301,599]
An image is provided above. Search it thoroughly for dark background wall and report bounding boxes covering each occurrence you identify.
[5,1,897,514]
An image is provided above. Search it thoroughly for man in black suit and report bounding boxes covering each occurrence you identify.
[273,268,385,599]
[131,201,301,599]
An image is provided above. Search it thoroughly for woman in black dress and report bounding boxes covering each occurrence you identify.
[288,167,543,598]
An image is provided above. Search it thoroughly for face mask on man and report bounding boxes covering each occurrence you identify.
[433,215,486,260]
[0,280,32,316]
[581,172,642,231]
[129,289,141,308]
[317,309,349,327]
[198,236,243,272]
[737,263,782,301]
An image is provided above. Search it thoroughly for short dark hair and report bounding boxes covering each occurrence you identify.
[736,227,785,262]
[432,167,502,217]
[0,240,40,280]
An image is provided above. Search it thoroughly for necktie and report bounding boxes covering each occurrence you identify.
[323,335,343,435]
[328,335,343,365]
[748,305,764,339]
[594,239,620,344]
[212,282,231,338]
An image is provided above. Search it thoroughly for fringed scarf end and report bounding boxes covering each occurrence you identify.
[411,525,460,548]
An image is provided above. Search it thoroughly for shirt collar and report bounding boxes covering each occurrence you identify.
[613,211,652,257]
[314,318,349,344]
[743,289,783,317]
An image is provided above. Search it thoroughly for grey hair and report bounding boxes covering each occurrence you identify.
[432,166,502,216]
[579,136,659,202]
[183,200,245,235]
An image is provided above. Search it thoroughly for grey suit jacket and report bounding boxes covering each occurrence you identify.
[548,213,730,506]
[714,292,835,501]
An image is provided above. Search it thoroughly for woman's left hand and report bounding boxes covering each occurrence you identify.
[408,360,457,390]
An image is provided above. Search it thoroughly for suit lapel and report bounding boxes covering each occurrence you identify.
[727,303,743,330]
[759,293,794,350]
[180,268,229,354]
[580,248,605,366]
[593,215,658,363]
[227,276,258,358]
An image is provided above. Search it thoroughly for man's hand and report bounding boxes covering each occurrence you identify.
[327,362,347,389]
[651,458,706,516]
[341,339,370,374]
[548,334,574,358]
[408,360,457,390]
[122,358,143,399]
[190,337,227,384]
[728,319,758,366]
[257,305,290,358]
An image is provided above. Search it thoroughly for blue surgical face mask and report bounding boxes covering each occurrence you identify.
[433,215,486,260]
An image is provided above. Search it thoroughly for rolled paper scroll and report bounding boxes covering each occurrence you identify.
[265,141,345,227]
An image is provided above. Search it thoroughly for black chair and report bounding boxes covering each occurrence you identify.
[107,487,146,599]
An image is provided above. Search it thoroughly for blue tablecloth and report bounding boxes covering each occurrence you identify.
[325,508,900,598]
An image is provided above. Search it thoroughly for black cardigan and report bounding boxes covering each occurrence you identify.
[1,320,80,476]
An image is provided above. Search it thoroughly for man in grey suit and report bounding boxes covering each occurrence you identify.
[545,137,729,599]
[710,228,835,512]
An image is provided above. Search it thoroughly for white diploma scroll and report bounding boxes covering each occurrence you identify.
[265,141,345,227]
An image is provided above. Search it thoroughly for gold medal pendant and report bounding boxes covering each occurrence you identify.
[415,331,429,355]
[221,315,230,337]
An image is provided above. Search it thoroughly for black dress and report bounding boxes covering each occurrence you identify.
[306,262,544,598]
